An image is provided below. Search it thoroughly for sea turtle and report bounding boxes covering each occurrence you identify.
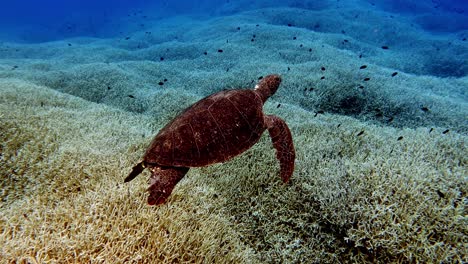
[125,74,295,205]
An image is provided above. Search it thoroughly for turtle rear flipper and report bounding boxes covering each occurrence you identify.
[147,166,189,205]
[124,162,145,183]
[265,115,295,183]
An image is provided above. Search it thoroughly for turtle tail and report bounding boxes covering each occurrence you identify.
[124,162,145,182]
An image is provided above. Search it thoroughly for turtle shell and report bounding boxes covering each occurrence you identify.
[143,89,266,167]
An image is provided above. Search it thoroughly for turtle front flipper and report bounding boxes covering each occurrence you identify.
[147,166,189,205]
[265,115,295,183]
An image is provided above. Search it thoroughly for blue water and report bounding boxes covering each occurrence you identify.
[1,0,467,42]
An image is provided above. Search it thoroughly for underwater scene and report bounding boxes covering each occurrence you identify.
[0,0,466,263]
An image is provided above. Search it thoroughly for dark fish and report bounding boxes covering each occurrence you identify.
[358,85,364,89]
[125,37,130,40]
[436,190,445,198]
[160,57,164,61]
[382,46,389,49]
[321,66,326,71]
[429,128,434,133]
[128,95,135,98]
[288,23,292,27]
[388,117,394,122]
[68,43,72,46]
[237,27,240,30]
[391,72,398,77]
[337,124,341,128]
[360,65,367,69]
[218,49,223,53]
[309,87,314,91]
[107,86,111,90]
[321,76,325,80]
[314,110,324,117]
[364,77,370,81]
[277,103,281,108]
[442,129,449,134]
[357,130,364,136]
[258,76,263,80]
[288,67,290,71]
[397,136,403,141]
[293,37,297,40]
[203,51,208,55]
[421,106,429,112]
[158,82,164,86]
[164,78,168,82]
[309,48,312,52]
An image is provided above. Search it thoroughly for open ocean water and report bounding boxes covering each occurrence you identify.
[0,0,466,263]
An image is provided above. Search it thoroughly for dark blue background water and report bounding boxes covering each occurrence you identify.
[0,0,466,43]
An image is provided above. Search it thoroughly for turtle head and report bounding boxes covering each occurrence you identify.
[254,74,282,103]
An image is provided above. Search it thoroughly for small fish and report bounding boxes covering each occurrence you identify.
[158,82,164,86]
[277,103,281,108]
[381,46,389,49]
[293,37,297,40]
[388,117,394,122]
[258,76,263,80]
[160,57,164,61]
[358,85,364,89]
[125,37,130,40]
[128,95,135,98]
[397,136,403,141]
[363,77,371,81]
[442,129,449,134]
[321,76,325,80]
[309,87,314,91]
[287,67,291,71]
[309,48,312,52]
[421,106,429,112]
[218,49,223,53]
[314,110,324,117]
[429,128,434,133]
[391,72,398,77]
[321,66,326,71]
[357,130,364,136]
[68,43,72,46]
[436,190,445,198]
[203,51,208,55]
[360,65,367,69]
[337,124,341,128]
[107,86,111,90]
